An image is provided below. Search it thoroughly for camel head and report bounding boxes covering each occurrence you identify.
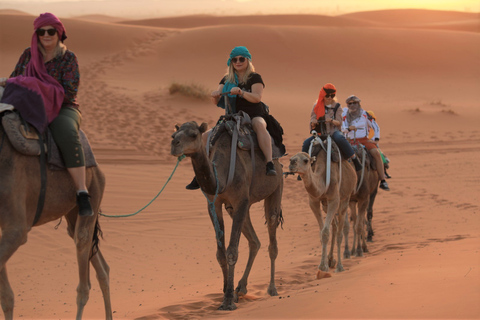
[289,152,315,176]
[171,121,208,157]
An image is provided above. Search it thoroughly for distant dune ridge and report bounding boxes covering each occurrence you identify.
[0,7,479,320]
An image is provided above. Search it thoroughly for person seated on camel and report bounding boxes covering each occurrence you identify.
[342,95,390,191]
[186,46,284,190]
[298,83,362,181]
[0,13,93,216]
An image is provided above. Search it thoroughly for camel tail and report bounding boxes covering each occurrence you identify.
[90,217,103,259]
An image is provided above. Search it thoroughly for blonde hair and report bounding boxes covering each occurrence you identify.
[38,40,67,60]
[224,59,255,84]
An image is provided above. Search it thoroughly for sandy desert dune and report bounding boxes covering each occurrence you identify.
[0,8,479,319]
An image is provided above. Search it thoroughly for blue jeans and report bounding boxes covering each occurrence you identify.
[301,131,355,158]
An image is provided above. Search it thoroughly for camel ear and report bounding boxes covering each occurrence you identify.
[174,123,180,131]
[199,122,208,133]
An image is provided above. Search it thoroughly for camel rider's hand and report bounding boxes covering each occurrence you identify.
[310,122,316,129]
[230,87,243,96]
[348,125,357,131]
[211,90,221,98]
[0,77,7,87]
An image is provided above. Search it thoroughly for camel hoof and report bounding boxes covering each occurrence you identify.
[267,285,278,296]
[336,265,345,273]
[328,258,336,268]
[355,248,364,257]
[344,251,351,259]
[316,270,332,279]
[218,301,237,311]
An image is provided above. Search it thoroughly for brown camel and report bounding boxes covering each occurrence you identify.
[171,121,283,310]
[0,119,112,320]
[289,143,356,276]
[343,147,379,258]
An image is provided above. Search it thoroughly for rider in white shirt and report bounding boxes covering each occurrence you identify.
[342,95,390,191]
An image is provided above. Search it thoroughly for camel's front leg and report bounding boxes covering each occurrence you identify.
[264,188,282,297]
[309,196,324,240]
[356,197,370,256]
[232,209,260,300]
[350,202,358,256]
[319,197,339,272]
[219,199,249,311]
[328,218,337,269]
[335,201,349,273]
[208,202,228,307]
[0,217,29,320]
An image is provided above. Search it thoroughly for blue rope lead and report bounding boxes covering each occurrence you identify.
[99,155,186,218]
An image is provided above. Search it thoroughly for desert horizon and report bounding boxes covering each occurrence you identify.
[0,6,479,320]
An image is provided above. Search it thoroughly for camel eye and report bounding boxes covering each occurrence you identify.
[187,131,198,139]
[303,159,309,164]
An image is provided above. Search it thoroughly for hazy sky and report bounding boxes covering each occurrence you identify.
[1,0,479,18]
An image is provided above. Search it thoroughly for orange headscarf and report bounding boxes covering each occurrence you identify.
[313,83,336,120]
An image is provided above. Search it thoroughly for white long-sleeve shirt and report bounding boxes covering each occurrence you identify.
[342,109,380,140]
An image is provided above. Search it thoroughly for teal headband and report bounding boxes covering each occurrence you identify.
[227,46,252,66]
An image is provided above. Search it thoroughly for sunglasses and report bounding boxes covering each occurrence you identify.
[231,57,246,63]
[348,101,358,105]
[36,28,57,36]
[325,94,336,98]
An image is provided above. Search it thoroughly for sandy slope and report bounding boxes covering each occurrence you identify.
[0,9,479,320]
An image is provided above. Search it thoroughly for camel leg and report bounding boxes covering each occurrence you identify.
[343,208,351,259]
[70,212,97,319]
[354,197,369,257]
[319,198,339,272]
[357,196,370,254]
[219,199,249,311]
[226,205,260,300]
[366,187,378,242]
[207,202,230,310]
[350,202,358,256]
[328,218,337,269]
[309,197,325,269]
[264,188,282,297]
[335,202,349,272]
[235,217,260,299]
[0,267,14,320]
[0,219,28,320]
[90,249,112,319]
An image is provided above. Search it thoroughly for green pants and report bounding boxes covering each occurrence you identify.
[49,107,85,168]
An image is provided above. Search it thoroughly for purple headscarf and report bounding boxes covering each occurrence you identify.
[3,13,66,133]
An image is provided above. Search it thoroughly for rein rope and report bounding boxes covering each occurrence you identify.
[202,160,224,247]
[99,155,186,218]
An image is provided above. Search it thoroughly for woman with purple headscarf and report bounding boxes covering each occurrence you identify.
[0,13,93,216]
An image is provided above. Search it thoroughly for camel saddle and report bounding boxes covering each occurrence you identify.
[1,110,97,170]
[352,145,376,171]
[209,111,285,159]
[309,138,341,163]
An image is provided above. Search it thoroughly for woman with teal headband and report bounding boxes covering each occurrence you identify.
[186,46,281,190]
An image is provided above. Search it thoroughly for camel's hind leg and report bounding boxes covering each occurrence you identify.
[65,212,112,320]
[225,205,260,300]
[366,187,378,242]
[264,187,282,297]
[343,209,351,259]
[65,209,97,319]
